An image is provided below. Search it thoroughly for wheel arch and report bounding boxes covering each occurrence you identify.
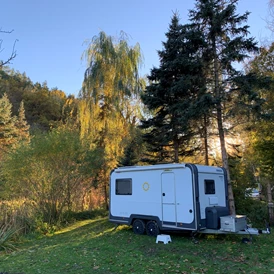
[129,214,161,228]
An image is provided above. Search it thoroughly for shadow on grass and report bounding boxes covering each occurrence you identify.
[30,217,117,251]
[54,217,113,238]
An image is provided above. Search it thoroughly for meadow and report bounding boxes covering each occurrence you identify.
[0,217,273,273]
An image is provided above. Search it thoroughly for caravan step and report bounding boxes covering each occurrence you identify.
[156,234,172,244]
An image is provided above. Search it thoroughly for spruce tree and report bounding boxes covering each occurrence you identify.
[189,0,258,214]
[15,101,30,144]
[0,93,17,157]
[141,13,207,163]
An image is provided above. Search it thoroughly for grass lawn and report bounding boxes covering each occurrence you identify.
[0,217,274,273]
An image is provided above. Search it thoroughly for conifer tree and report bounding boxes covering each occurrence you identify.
[15,101,30,144]
[189,0,258,214]
[141,13,207,163]
[0,93,17,158]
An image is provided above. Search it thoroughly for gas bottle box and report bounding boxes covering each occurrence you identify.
[220,215,247,232]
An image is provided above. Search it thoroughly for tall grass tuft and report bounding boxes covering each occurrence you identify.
[0,222,18,252]
[0,199,36,235]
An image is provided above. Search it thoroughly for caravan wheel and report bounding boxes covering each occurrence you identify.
[146,220,160,237]
[132,219,146,235]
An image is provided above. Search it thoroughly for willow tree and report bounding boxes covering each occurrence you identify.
[79,31,144,209]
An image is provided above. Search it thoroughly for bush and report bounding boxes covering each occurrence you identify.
[235,197,268,227]
[34,219,58,235]
[0,200,36,235]
[0,200,109,238]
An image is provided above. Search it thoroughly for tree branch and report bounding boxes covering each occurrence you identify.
[0,28,14,34]
[0,28,18,68]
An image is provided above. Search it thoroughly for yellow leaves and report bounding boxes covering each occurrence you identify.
[79,32,144,182]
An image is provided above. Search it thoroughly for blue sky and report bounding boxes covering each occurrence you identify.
[1,0,272,96]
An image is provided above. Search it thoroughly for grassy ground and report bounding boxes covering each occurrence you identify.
[0,217,274,274]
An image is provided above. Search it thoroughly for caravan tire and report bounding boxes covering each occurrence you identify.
[132,219,146,235]
[146,220,160,237]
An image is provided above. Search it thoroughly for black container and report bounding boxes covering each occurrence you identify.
[206,206,229,229]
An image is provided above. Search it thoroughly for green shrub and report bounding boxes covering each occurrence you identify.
[34,219,58,235]
[235,197,268,227]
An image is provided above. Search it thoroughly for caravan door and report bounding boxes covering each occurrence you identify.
[161,168,196,230]
[161,172,176,225]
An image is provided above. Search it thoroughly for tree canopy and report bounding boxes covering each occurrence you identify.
[79,31,145,208]
[141,0,264,214]
[141,13,208,163]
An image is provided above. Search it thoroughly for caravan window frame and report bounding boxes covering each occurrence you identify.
[115,178,132,195]
[204,179,215,194]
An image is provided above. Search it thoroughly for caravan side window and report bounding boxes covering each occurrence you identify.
[205,179,215,194]
[116,178,132,195]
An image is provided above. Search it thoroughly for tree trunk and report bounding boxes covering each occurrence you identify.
[216,104,235,215]
[174,138,179,163]
[103,180,109,211]
[213,38,235,215]
[203,114,209,166]
[266,180,274,224]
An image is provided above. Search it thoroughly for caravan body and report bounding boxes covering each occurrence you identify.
[109,163,229,235]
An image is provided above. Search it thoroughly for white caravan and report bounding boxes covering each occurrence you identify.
[109,163,233,236]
